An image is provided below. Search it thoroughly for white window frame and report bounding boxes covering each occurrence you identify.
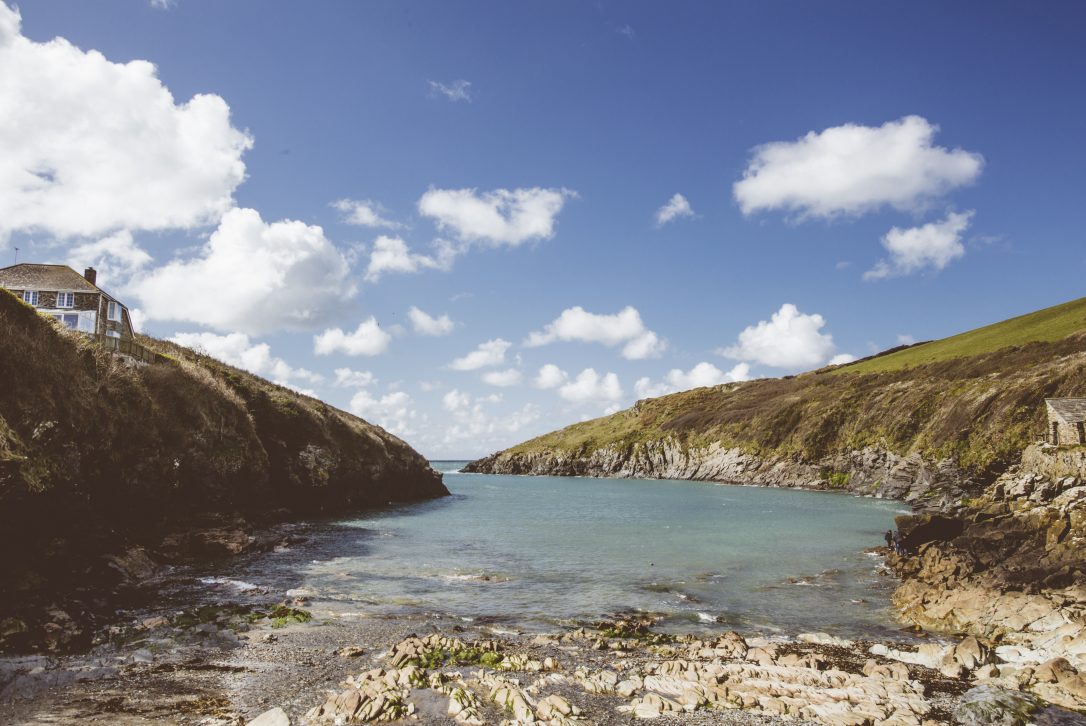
[57,292,74,308]
[22,290,39,305]
[106,330,121,339]
[107,301,122,322]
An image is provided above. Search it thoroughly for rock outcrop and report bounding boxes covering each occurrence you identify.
[0,290,447,652]
[467,439,971,508]
[890,444,1086,710]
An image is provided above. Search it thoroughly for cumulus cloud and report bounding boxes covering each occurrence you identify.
[525,306,665,360]
[733,116,983,218]
[170,332,321,390]
[864,211,974,280]
[719,303,838,369]
[131,208,353,335]
[408,306,455,336]
[655,193,695,226]
[349,389,417,437]
[482,368,522,387]
[333,368,376,387]
[418,187,575,248]
[314,317,392,357]
[429,79,472,102]
[332,199,403,229]
[559,369,623,403]
[449,339,511,370]
[534,363,568,389]
[634,362,751,399]
[66,230,151,289]
[364,235,455,282]
[828,353,857,366]
[0,2,251,240]
[442,388,471,412]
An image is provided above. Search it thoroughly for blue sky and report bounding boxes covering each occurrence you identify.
[4,0,1085,457]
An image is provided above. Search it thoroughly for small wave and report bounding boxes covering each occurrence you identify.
[199,577,263,593]
[441,573,510,584]
[697,612,719,623]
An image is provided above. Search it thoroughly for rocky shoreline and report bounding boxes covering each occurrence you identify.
[464,441,1086,722]
[463,441,972,511]
[5,603,1086,726]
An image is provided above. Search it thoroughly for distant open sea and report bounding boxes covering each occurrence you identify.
[200,462,914,640]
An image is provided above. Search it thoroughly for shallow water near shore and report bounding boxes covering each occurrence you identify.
[192,463,912,640]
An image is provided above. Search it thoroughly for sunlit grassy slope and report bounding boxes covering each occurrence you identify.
[477,295,1086,480]
[839,296,1086,374]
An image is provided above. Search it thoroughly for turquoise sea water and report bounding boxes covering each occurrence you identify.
[207,463,912,639]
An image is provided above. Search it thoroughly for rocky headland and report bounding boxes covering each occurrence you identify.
[0,289,447,654]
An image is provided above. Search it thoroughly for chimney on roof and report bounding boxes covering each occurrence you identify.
[84,267,97,285]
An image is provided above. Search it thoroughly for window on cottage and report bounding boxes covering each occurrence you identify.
[106,330,121,339]
[107,301,122,321]
[57,292,74,308]
[22,290,39,305]
[51,313,79,330]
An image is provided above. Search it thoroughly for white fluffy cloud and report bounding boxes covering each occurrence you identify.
[332,199,403,229]
[314,317,392,357]
[559,369,623,403]
[170,332,321,390]
[482,368,523,387]
[132,208,353,335]
[408,306,455,336]
[66,231,152,289]
[442,389,472,412]
[429,79,472,102]
[733,116,983,218]
[333,368,376,387]
[0,3,251,240]
[719,304,838,370]
[655,193,695,226]
[634,362,751,399]
[525,306,665,360]
[349,390,417,437]
[864,211,974,280]
[418,187,575,248]
[449,339,511,370]
[534,363,568,389]
[364,235,455,283]
[828,353,857,366]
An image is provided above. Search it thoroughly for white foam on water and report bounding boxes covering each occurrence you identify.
[200,577,261,592]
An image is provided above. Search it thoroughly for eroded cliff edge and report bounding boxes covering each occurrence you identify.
[0,290,447,651]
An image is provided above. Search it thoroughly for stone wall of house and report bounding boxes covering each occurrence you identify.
[1049,418,1086,446]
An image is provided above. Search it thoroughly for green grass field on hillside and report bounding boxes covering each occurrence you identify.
[839,296,1086,375]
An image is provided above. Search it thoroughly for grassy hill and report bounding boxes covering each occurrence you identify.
[472,295,1086,486]
[0,289,445,651]
[839,296,1086,374]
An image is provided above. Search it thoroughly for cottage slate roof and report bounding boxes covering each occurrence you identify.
[0,263,101,293]
[1046,398,1086,424]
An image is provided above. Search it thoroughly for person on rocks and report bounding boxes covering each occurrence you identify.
[884,530,894,549]
[891,529,906,556]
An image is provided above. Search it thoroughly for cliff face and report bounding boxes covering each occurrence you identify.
[467,440,972,509]
[0,290,446,651]
[887,445,1086,707]
[467,332,1086,509]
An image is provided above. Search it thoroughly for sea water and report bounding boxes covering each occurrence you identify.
[200,462,911,639]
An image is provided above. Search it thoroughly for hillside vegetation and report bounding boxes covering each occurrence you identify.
[470,295,1086,489]
[839,296,1086,375]
[0,289,445,650]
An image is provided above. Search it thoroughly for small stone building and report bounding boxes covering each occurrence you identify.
[1045,398,1086,446]
[0,263,135,340]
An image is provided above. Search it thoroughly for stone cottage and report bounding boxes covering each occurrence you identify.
[0,263,135,340]
[1046,398,1086,446]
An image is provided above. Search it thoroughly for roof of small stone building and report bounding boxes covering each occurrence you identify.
[0,263,101,293]
[1046,398,1086,424]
